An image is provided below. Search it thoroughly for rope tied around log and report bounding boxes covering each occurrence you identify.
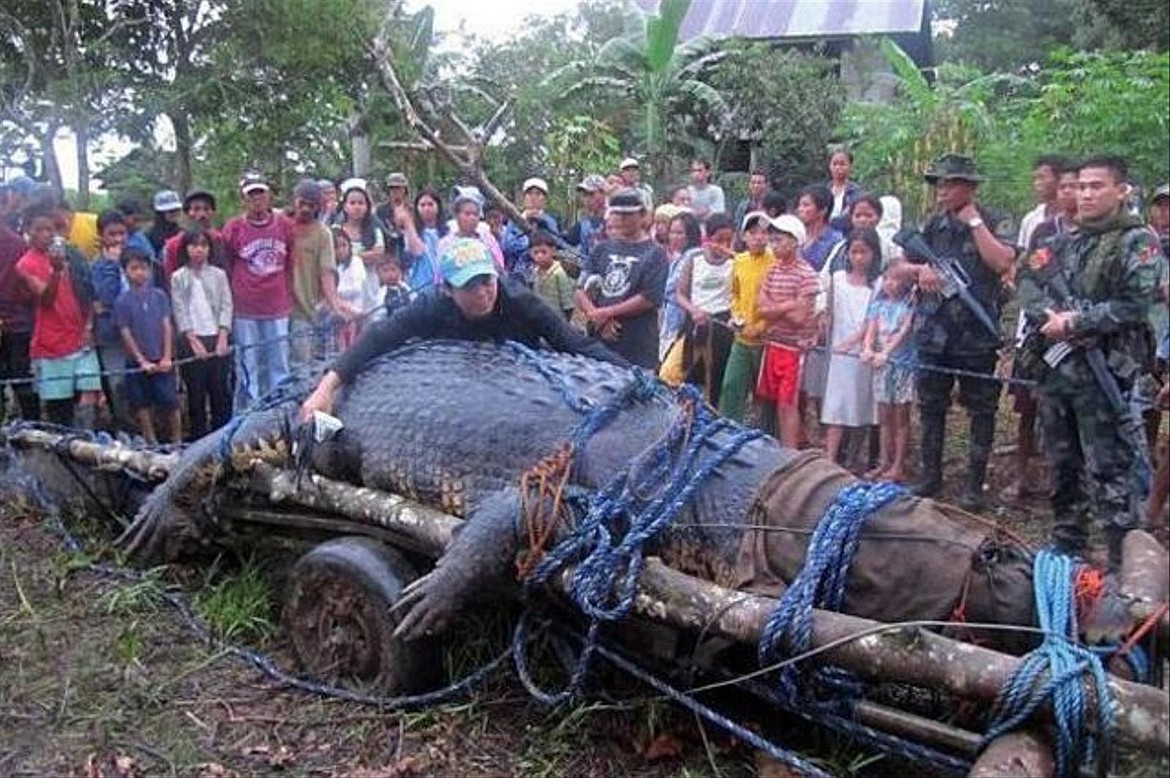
[513,380,762,704]
[757,480,909,707]
[981,549,1117,778]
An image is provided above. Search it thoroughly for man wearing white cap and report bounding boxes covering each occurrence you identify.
[501,177,561,286]
[619,158,654,211]
[222,171,295,410]
[299,237,627,421]
[573,188,667,369]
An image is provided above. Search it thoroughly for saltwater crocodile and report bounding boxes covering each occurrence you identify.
[113,339,1073,650]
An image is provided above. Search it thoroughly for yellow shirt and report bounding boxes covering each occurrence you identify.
[729,249,773,346]
[68,211,100,259]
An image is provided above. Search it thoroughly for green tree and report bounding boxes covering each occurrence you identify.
[707,41,843,196]
[541,0,727,188]
[934,0,1168,72]
[0,0,135,205]
[448,0,627,197]
[838,40,1013,221]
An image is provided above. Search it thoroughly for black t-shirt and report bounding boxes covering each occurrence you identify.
[581,238,668,369]
[333,278,628,382]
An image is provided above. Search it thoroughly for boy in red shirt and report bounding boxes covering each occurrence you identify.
[15,205,101,427]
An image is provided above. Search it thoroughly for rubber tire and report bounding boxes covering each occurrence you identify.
[282,536,442,694]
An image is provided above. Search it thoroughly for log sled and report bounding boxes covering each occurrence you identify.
[2,423,1167,777]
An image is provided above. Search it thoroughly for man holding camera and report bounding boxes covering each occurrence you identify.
[902,154,1015,510]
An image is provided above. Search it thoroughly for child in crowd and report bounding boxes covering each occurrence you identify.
[91,209,132,428]
[170,228,233,441]
[377,252,413,319]
[820,227,880,467]
[718,212,781,430]
[754,214,819,447]
[15,205,101,428]
[531,230,575,320]
[332,226,367,349]
[115,249,180,444]
[668,213,735,405]
[861,261,916,482]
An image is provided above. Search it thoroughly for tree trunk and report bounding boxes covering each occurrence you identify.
[170,111,193,195]
[348,110,371,178]
[41,122,63,196]
[74,123,89,210]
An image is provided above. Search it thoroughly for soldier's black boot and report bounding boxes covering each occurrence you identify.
[912,411,945,497]
[959,412,995,512]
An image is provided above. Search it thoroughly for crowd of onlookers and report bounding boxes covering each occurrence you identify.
[0,148,1167,529]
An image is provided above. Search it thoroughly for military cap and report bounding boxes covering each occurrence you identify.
[923,153,983,185]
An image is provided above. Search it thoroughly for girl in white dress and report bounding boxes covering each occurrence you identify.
[820,227,881,465]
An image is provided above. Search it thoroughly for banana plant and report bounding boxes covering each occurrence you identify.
[541,0,726,187]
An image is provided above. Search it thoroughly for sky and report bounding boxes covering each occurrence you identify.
[50,0,584,194]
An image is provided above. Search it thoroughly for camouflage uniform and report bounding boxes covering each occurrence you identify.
[912,207,1011,505]
[1017,211,1162,562]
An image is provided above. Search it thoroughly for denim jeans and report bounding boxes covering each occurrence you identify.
[233,316,290,411]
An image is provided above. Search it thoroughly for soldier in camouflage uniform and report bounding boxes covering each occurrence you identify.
[903,154,1017,510]
[1017,155,1163,567]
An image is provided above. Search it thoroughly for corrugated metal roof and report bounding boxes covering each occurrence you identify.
[635,0,926,40]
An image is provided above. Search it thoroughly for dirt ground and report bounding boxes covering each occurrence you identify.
[0,402,1154,777]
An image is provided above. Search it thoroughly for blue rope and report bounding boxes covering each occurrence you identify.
[758,481,908,706]
[512,380,762,704]
[981,549,1116,778]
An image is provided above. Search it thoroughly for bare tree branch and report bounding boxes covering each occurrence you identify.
[369,7,530,231]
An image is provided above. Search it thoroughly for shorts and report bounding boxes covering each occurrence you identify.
[756,342,803,407]
[125,364,179,411]
[874,362,915,405]
[33,349,102,401]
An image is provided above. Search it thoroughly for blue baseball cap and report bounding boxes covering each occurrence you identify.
[439,238,498,288]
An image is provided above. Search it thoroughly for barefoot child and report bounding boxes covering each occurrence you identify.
[820,227,880,466]
[861,262,916,481]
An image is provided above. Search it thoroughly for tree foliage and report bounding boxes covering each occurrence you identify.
[707,41,843,197]
[840,41,1169,221]
[540,0,728,188]
[934,0,1168,73]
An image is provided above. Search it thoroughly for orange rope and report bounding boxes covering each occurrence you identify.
[517,443,574,579]
[1074,565,1106,630]
[1115,601,1170,657]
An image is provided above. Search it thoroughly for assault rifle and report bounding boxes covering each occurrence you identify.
[1027,258,1152,493]
[893,227,1001,341]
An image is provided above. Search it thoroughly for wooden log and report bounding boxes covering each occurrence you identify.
[1120,530,1170,641]
[6,428,1167,755]
[633,560,1169,754]
[968,731,1054,778]
[243,462,459,557]
[4,428,178,480]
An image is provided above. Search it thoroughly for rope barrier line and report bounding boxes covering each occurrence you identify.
[0,304,385,391]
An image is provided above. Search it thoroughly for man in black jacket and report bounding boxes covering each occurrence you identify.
[300,237,627,420]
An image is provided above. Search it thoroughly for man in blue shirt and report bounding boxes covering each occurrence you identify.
[502,177,560,287]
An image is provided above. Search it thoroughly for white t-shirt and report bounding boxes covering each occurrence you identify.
[688,183,726,219]
[187,271,219,337]
[688,251,733,314]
